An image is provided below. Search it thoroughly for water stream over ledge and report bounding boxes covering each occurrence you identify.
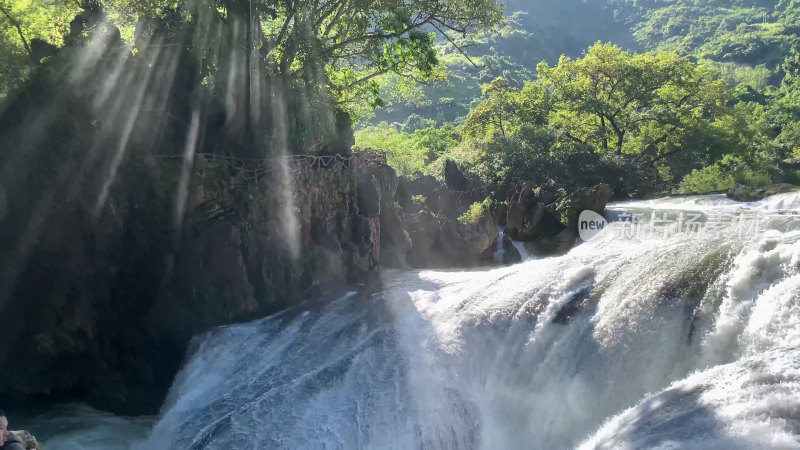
[33,193,800,449]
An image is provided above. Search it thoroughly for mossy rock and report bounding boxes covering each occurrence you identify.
[726,183,800,202]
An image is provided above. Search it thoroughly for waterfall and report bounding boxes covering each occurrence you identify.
[41,194,800,448]
[510,239,530,260]
[494,227,531,263]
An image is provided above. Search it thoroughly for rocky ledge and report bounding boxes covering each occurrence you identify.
[726,183,800,202]
[364,157,501,268]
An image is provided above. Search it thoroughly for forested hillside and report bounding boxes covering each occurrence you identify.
[357,0,800,197]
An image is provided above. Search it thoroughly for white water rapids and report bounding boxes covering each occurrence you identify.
[37,194,800,449]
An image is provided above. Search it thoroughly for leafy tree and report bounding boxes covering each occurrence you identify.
[354,123,428,176]
[462,77,549,140]
[538,43,735,164]
[0,0,79,99]
[413,122,459,161]
[0,0,504,111]
[249,0,505,108]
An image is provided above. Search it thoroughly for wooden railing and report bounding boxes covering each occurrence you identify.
[148,149,387,181]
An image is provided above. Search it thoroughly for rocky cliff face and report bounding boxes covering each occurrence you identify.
[0,12,502,417]
[393,160,501,268]
[0,152,386,414]
[0,129,615,414]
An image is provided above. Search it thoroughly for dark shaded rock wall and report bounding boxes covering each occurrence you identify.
[394,160,500,268]
[0,153,383,414]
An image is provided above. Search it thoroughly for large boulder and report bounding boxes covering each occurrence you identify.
[726,183,800,202]
[497,234,523,265]
[549,183,613,229]
[444,158,470,191]
[391,160,497,268]
[397,174,440,209]
[441,211,499,260]
[505,182,613,254]
[505,181,560,241]
[357,149,410,266]
[399,161,484,221]
[402,205,499,268]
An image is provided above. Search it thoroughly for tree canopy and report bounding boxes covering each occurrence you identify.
[0,0,504,111]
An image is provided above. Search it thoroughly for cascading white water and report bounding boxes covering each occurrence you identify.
[41,194,800,449]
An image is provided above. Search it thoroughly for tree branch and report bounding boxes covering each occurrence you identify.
[321,0,347,39]
[326,18,427,54]
[633,133,672,163]
[602,113,625,153]
[431,17,466,33]
[0,3,32,57]
[563,131,589,146]
[340,61,402,90]
[430,21,481,69]
[276,4,295,45]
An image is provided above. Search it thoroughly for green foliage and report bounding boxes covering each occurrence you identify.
[0,0,504,112]
[354,124,428,176]
[678,153,776,193]
[462,78,549,141]
[458,198,493,225]
[717,63,774,90]
[316,0,504,112]
[367,0,800,129]
[4,0,800,201]
[354,121,460,176]
[406,38,792,199]
[414,123,460,161]
[632,1,798,68]
[0,0,79,99]
[735,171,773,187]
[783,169,800,184]
[679,165,736,194]
[538,43,735,158]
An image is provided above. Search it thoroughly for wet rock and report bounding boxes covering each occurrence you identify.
[351,216,380,273]
[442,212,499,259]
[0,153,382,415]
[379,203,411,267]
[402,210,442,254]
[524,229,579,256]
[10,430,41,450]
[397,174,440,209]
[505,182,612,254]
[550,183,613,229]
[726,183,800,202]
[357,173,381,218]
[357,150,409,267]
[505,181,560,240]
[498,234,522,265]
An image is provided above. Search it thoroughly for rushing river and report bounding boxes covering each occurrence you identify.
[34,193,800,449]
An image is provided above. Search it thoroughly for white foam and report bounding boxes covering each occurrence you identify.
[41,195,800,449]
